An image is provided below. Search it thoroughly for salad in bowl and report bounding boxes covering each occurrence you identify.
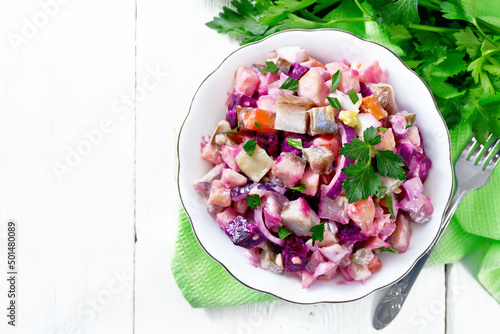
[194,45,433,288]
[178,29,452,303]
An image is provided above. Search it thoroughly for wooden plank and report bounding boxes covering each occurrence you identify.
[446,250,500,333]
[0,1,136,333]
[135,1,446,334]
[162,265,445,334]
[134,0,237,332]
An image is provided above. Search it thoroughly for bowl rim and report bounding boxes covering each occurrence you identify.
[177,28,454,304]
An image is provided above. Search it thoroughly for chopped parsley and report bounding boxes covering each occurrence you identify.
[310,223,325,246]
[290,184,307,191]
[330,69,342,93]
[327,96,343,110]
[243,139,257,156]
[279,77,299,91]
[286,138,303,150]
[246,194,262,209]
[348,89,359,104]
[386,194,395,219]
[260,61,279,74]
[277,226,292,240]
[378,247,398,254]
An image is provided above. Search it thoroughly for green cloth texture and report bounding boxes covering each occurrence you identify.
[172,123,500,308]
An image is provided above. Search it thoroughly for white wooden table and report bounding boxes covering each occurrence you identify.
[0,1,498,333]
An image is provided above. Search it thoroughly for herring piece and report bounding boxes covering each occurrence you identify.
[236,144,274,183]
[281,197,320,237]
[302,146,334,175]
[367,83,398,115]
[276,93,315,112]
[309,106,338,135]
[274,110,308,134]
[274,94,315,134]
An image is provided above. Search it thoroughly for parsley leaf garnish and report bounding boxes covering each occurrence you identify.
[290,184,306,191]
[348,89,359,104]
[243,139,257,156]
[279,77,299,91]
[405,124,412,129]
[386,194,395,219]
[375,186,387,198]
[260,61,279,74]
[378,127,388,133]
[378,247,398,254]
[246,194,261,209]
[375,150,406,180]
[206,0,500,144]
[277,226,292,240]
[327,96,342,110]
[286,138,303,149]
[310,223,325,246]
[330,69,342,93]
[223,125,239,135]
[254,122,263,129]
[340,126,407,203]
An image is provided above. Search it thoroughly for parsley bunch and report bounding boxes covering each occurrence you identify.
[207,0,500,144]
[340,127,406,203]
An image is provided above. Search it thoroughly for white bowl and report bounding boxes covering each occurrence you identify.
[178,29,453,304]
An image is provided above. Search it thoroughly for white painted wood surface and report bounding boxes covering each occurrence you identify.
[0,1,499,333]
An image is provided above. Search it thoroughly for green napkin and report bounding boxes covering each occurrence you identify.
[172,123,500,308]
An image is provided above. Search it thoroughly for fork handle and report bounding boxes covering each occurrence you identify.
[372,187,467,330]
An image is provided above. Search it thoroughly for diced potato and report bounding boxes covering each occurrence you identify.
[234,66,259,97]
[272,152,306,188]
[309,106,338,135]
[297,70,330,106]
[276,46,308,63]
[236,144,274,182]
[208,180,232,207]
[355,113,382,137]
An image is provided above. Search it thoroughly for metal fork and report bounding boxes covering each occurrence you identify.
[373,133,500,330]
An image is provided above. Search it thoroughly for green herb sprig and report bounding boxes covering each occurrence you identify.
[340,127,406,203]
[207,0,500,143]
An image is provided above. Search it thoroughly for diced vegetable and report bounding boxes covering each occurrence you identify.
[216,207,239,229]
[272,152,306,188]
[242,108,276,132]
[208,180,232,207]
[276,46,308,64]
[321,123,356,199]
[234,66,259,97]
[347,197,376,234]
[236,143,274,182]
[318,195,349,224]
[390,213,412,252]
[359,95,388,120]
[224,215,265,249]
[299,167,319,196]
[220,168,247,188]
[355,113,382,138]
[297,70,330,106]
[282,235,308,273]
